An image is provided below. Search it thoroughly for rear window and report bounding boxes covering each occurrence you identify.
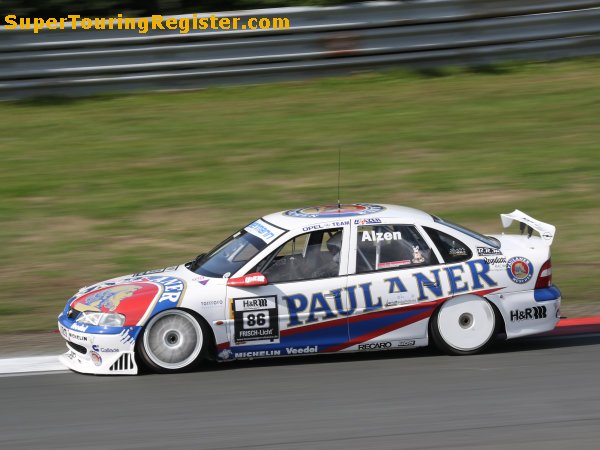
[432,216,500,248]
[423,227,472,263]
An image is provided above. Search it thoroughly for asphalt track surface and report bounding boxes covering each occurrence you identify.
[2,332,600,450]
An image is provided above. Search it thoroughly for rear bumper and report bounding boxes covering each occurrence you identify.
[488,286,561,339]
[534,286,562,302]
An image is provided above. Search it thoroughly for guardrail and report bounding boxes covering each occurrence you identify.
[1,0,599,99]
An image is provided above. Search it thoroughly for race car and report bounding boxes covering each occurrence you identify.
[58,203,561,375]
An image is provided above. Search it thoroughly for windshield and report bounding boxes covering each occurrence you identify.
[432,215,500,248]
[192,229,269,278]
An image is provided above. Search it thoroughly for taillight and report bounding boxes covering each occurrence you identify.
[535,259,552,289]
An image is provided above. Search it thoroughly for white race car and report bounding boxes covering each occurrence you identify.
[58,203,560,375]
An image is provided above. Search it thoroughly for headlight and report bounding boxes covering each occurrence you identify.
[76,311,125,327]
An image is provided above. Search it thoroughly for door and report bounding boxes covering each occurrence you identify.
[225,225,351,358]
[345,221,443,350]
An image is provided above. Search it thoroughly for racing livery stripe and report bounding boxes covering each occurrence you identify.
[323,307,437,353]
[281,312,349,336]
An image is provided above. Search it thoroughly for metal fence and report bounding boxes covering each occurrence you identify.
[1,0,599,99]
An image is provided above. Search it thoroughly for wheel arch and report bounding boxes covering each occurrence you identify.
[483,295,507,338]
[428,293,500,355]
[135,307,217,373]
[175,307,218,360]
[429,293,505,336]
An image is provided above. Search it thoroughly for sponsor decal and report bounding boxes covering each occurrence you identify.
[285,203,386,219]
[59,325,68,338]
[68,331,88,342]
[477,247,502,256]
[234,350,281,358]
[354,218,382,225]
[90,351,102,366]
[510,306,547,322]
[359,342,392,350]
[91,345,119,353]
[377,260,411,269]
[245,219,285,244]
[218,349,233,360]
[192,276,210,286]
[245,275,266,285]
[302,220,350,232]
[200,300,224,307]
[397,340,416,347]
[233,296,279,343]
[70,322,88,333]
[285,262,497,327]
[384,297,416,307]
[506,257,534,284]
[285,345,318,355]
[542,232,553,241]
[132,266,178,277]
[361,230,401,242]
[484,256,508,271]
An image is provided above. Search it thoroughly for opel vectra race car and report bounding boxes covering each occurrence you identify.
[58,204,561,375]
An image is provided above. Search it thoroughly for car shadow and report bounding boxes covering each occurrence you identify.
[492,332,600,354]
[182,331,600,374]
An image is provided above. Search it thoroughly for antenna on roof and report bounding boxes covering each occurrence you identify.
[337,148,341,210]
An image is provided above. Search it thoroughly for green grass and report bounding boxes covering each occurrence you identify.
[1,59,599,333]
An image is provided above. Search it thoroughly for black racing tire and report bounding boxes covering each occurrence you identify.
[137,309,209,373]
[429,295,497,356]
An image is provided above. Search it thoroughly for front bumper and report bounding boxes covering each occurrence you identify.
[58,316,141,375]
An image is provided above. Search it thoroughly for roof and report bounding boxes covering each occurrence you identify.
[262,203,434,230]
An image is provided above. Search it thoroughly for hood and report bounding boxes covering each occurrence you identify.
[67,265,189,327]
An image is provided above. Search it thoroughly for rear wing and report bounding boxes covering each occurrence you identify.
[500,209,555,246]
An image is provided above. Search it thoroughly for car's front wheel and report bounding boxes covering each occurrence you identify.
[138,309,207,373]
[430,295,497,355]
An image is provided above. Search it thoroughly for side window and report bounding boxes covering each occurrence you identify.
[254,228,343,283]
[423,227,472,263]
[356,224,437,274]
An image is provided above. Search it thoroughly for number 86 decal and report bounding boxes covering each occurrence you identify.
[243,311,270,328]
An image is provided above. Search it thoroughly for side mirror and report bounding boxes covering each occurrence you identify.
[227,272,268,287]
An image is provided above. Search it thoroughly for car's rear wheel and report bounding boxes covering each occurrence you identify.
[138,309,206,373]
[430,295,497,355]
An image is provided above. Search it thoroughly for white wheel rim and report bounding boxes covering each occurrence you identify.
[437,297,495,351]
[143,310,203,370]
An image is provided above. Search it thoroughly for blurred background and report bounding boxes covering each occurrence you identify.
[0,0,598,335]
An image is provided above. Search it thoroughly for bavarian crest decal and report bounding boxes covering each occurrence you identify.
[506,256,534,284]
[284,203,385,218]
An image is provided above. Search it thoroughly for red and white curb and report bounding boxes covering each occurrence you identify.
[542,316,600,337]
[1,317,599,376]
